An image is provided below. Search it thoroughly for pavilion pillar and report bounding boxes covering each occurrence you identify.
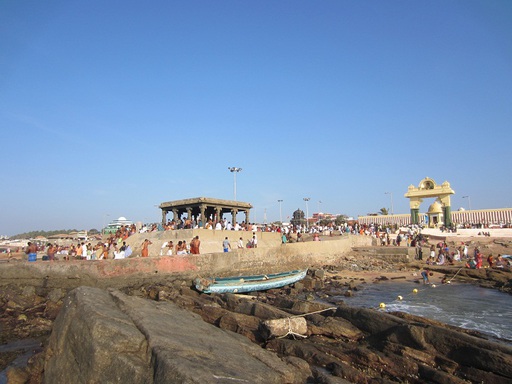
[199,204,206,227]
[215,207,222,223]
[231,209,238,226]
[161,210,166,224]
[172,209,179,221]
[245,210,250,225]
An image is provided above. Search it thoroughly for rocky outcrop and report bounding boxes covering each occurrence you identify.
[430,265,512,293]
[2,251,511,383]
[131,277,512,383]
[44,286,304,383]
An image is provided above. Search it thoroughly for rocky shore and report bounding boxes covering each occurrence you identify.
[0,257,512,383]
[2,252,512,383]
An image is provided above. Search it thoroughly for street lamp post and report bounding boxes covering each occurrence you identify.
[277,199,283,223]
[462,195,472,211]
[385,192,394,215]
[303,197,310,230]
[228,167,242,201]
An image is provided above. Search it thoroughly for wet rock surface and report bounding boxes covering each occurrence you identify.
[1,260,511,383]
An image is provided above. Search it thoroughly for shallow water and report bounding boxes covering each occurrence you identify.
[339,281,512,341]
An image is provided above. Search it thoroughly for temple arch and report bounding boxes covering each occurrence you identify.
[404,177,455,228]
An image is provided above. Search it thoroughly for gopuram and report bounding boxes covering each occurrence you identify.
[404,177,455,227]
[158,197,253,226]
[290,208,306,227]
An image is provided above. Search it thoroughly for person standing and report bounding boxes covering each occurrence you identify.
[81,242,88,260]
[102,243,109,260]
[429,245,436,264]
[475,250,483,269]
[160,241,168,256]
[416,242,423,260]
[222,237,231,252]
[76,242,83,259]
[190,236,200,254]
[25,242,37,262]
[141,239,152,257]
[166,241,174,255]
[237,237,244,249]
[47,243,56,261]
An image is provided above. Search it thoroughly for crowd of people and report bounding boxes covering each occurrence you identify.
[21,219,512,267]
[157,236,202,256]
[420,240,511,270]
[24,224,137,262]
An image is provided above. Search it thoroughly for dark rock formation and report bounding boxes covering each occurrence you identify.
[2,260,512,383]
[44,287,304,383]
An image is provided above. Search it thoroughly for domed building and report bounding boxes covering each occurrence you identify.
[103,216,133,234]
[427,200,444,228]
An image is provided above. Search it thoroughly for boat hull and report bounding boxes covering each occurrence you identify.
[195,269,307,294]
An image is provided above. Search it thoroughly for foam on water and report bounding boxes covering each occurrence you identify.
[340,281,512,341]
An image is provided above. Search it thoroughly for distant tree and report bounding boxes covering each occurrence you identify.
[318,218,336,226]
[335,214,349,226]
[88,229,100,235]
[379,208,389,215]
[12,229,80,239]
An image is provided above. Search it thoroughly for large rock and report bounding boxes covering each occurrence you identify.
[44,287,152,383]
[44,286,301,383]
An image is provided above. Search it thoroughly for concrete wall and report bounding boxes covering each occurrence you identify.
[0,234,372,290]
[128,229,282,256]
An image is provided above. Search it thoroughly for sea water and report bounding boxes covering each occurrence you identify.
[340,281,512,342]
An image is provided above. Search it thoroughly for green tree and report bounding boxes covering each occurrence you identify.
[379,207,389,215]
[335,214,349,226]
[319,218,333,226]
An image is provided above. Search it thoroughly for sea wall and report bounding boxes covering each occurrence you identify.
[0,234,372,290]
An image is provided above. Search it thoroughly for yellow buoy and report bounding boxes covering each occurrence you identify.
[397,295,403,301]
[379,303,386,308]
[413,288,418,293]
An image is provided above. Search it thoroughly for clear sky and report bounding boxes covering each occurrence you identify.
[1,1,511,236]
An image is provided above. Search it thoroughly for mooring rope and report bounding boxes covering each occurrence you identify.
[289,306,337,319]
[447,267,464,283]
[276,317,309,339]
[276,306,337,339]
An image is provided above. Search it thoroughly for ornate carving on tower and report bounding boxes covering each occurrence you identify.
[290,209,306,227]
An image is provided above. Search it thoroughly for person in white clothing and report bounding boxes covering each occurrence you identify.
[160,241,168,256]
[82,243,89,260]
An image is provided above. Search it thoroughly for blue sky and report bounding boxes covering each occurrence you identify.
[1,1,511,235]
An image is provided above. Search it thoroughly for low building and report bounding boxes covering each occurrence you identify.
[103,217,133,234]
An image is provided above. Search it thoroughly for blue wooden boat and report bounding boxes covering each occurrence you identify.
[194,269,308,294]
